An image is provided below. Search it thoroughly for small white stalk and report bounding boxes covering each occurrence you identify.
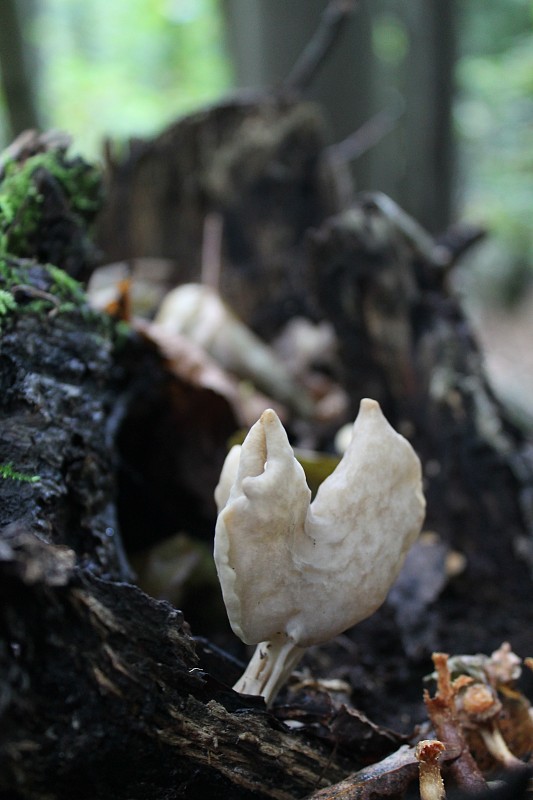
[415,740,446,800]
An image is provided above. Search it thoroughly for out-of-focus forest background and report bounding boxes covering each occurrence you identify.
[1,0,532,411]
[1,0,532,292]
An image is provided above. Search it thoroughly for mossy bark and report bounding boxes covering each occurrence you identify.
[0,130,103,281]
[0,256,351,799]
[0,260,130,580]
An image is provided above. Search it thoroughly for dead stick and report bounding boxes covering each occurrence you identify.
[424,653,487,795]
[326,92,404,164]
[201,212,223,291]
[282,0,359,94]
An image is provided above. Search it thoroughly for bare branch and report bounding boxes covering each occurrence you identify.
[201,212,224,291]
[281,0,359,95]
[325,91,405,165]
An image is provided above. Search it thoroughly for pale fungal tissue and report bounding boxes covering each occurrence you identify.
[214,398,426,705]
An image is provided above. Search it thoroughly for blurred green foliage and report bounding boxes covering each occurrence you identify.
[455,0,533,304]
[28,0,232,158]
[0,0,531,303]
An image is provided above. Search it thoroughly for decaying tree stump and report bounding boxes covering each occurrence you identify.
[307,195,533,660]
[2,97,533,800]
[97,97,340,337]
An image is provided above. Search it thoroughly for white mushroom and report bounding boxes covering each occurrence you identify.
[214,398,426,705]
[155,283,314,417]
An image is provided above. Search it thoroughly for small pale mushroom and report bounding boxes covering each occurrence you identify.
[415,739,446,800]
[458,682,524,769]
[214,398,426,705]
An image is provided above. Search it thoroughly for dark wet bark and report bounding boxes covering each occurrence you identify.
[0,266,130,581]
[0,531,352,800]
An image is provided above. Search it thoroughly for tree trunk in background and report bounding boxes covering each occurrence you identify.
[222,0,457,233]
[400,0,456,232]
[0,0,40,139]
[221,0,376,191]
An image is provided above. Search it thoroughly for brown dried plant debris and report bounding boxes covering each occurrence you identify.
[424,645,533,794]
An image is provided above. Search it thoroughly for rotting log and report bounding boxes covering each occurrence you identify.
[307,193,533,662]
[307,191,533,577]
[0,531,351,800]
[0,261,355,799]
[0,259,131,581]
[0,144,354,796]
[0,256,236,582]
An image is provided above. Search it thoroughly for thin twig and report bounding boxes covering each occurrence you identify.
[282,0,359,95]
[326,91,405,164]
[424,653,488,795]
[0,130,71,180]
[11,284,61,316]
[200,212,223,291]
[434,224,487,269]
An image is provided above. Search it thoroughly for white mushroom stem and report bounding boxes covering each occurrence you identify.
[214,399,425,705]
[415,740,446,800]
[233,636,306,705]
[478,722,524,769]
[459,681,524,769]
